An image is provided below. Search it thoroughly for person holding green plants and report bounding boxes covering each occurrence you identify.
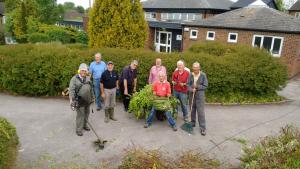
[119,60,138,112]
[89,53,106,111]
[69,63,94,136]
[187,62,208,136]
[172,60,190,122]
[100,61,119,123]
[144,71,177,131]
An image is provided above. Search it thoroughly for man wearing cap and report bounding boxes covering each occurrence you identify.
[69,63,94,136]
[119,60,138,112]
[89,53,106,111]
[100,61,119,123]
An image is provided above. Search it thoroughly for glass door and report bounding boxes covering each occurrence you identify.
[155,31,172,53]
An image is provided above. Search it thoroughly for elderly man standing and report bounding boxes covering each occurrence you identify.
[187,62,208,136]
[69,63,94,136]
[172,60,190,122]
[144,71,177,131]
[148,58,167,84]
[89,53,106,111]
[119,60,138,112]
[100,61,119,123]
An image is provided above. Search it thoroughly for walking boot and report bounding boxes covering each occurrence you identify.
[104,109,109,123]
[109,108,118,121]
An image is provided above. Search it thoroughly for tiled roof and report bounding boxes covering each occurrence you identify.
[289,0,300,11]
[185,7,300,33]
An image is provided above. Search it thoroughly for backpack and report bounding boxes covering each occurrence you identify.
[76,77,93,107]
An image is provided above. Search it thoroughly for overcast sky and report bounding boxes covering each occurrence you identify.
[56,0,296,9]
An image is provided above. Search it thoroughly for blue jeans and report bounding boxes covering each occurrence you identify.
[93,79,102,109]
[173,90,188,118]
[146,107,176,127]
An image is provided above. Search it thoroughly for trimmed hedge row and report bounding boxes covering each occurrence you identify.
[0,42,288,103]
[0,117,19,169]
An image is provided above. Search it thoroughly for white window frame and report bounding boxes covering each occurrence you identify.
[190,30,198,39]
[228,33,238,43]
[252,35,284,57]
[206,31,215,40]
[161,13,168,21]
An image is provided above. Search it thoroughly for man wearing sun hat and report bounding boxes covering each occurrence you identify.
[100,61,119,123]
[69,63,94,136]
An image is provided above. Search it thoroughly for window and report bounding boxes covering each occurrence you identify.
[252,35,284,57]
[173,13,181,20]
[206,31,215,40]
[144,12,156,20]
[161,13,168,20]
[190,30,198,39]
[228,33,238,43]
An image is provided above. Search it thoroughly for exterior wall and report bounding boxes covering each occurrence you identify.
[182,26,300,77]
[83,16,89,32]
[145,26,155,50]
[288,11,300,17]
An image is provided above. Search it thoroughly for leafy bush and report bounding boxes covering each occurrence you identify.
[0,42,288,103]
[0,25,4,45]
[0,117,19,169]
[27,33,50,43]
[128,85,179,119]
[75,31,88,44]
[240,125,300,169]
[118,147,220,169]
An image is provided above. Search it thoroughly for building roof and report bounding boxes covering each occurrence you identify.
[0,2,4,16]
[148,21,182,29]
[142,0,234,10]
[230,0,278,9]
[289,0,300,11]
[185,7,300,33]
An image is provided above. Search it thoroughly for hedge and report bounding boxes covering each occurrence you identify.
[0,117,19,169]
[0,42,288,103]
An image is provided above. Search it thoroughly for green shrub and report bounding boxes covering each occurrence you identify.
[0,25,4,45]
[27,33,50,43]
[0,117,19,169]
[240,125,300,169]
[0,42,288,103]
[75,31,88,44]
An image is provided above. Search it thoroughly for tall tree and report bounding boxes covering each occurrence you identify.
[275,0,286,11]
[88,0,147,49]
[63,2,75,10]
[36,0,59,24]
[76,5,85,14]
[4,0,20,13]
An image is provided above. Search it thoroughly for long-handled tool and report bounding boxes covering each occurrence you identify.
[181,90,195,134]
[86,120,107,151]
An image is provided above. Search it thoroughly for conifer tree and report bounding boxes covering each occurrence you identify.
[88,0,147,49]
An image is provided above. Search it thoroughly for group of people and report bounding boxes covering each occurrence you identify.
[69,53,208,136]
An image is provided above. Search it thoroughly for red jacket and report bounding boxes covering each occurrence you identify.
[172,70,190,93]
[153,80,171,97]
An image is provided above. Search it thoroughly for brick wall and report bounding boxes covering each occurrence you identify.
[145,27,155,50]
[182,26,300,77]
[83,16,89,32]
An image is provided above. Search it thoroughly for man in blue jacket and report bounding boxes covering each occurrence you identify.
[89,53,106,111]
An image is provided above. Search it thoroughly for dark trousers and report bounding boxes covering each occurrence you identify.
[190,95,206,130]
[120,85,133,111]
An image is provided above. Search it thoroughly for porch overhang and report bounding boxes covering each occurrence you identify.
[148,21,182,30]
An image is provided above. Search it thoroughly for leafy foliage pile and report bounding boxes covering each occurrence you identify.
[88,0,147,49]
[240,125,300,169]
[118,147,220,169]
[0,117,19,169]
[0,42,288,103]
[128,85,179,119]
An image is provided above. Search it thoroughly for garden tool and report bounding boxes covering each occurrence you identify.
[181,90,195,134]
[86,120,107,151]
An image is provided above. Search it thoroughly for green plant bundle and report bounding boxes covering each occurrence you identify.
[0,117,19,169]
[240,125,300,169]
[128,85,179,119]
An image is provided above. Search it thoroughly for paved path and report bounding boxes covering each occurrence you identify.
[0,76,300,168]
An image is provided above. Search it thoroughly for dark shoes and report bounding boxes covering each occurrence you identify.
[96,107,101,111]
[190,122,196,127]
[83,126,90,131]
[200,129,206,136]
[76,131,83,136]
[172,125,178,132]
[144,123,151,128]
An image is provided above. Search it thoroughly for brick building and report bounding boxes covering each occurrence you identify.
[142,0,234,52]
[289,0,300,17]
[182,7,300,77]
